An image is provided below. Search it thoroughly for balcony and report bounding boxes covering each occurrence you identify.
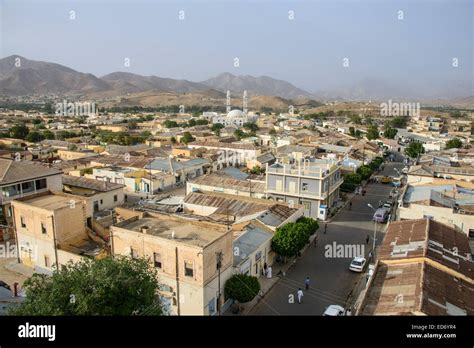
[266,178,344,200]
[0,188,49,205]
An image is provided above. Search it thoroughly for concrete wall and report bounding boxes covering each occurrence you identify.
[400,204,474,234]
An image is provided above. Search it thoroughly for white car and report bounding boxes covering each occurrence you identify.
[383,201,393,209]
[323,305,345,316]
[349,257,367,272]
[401,167,409,174]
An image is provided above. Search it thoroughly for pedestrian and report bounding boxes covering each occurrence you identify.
[324,223,327,234]
[305,277,310,290]
[366,234,370,245]
[349,201,352,210]
[313,234,318,247]
[297,288,303,304]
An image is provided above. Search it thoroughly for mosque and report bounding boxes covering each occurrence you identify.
[204,91,258,127]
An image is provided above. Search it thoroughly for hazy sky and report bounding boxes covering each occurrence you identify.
[1,0,472,97]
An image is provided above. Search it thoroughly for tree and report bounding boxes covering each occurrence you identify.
[211,123,224,136]
[10,125,29,139]
[170,136,177,144]
[163,120,179,128]
[405,141,424,159]
[243,122,259,132]
[272,222,310,257]
[356,165,374,180]
[42,130,55,140]
[8,256,163,315]
[383,127,398,139]
[296,217,319,235]
[390,116,409,128]
[342,173,362,192]
[25,131,44,143]
[445,137,462,149]
[224,274,260,303]
[350,115,362,125]
[249,166,264,175]
[180,132,195,144]
[366,125,379,140]
[349,126,355,136]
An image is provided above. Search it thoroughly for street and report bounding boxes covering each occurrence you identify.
[250,153,405,315]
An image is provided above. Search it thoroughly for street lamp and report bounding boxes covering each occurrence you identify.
[367,204,377,259]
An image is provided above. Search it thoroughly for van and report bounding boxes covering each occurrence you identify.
[373,208,389,223]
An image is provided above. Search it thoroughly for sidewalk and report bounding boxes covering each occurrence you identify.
[227,233,318,316]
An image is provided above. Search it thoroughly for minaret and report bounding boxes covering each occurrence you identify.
[226,90,231,113]
[243,90,248,115]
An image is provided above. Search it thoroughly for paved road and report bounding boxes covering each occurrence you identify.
[250,154,405,315]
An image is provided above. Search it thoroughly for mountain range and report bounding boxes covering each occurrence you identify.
[0,55,472,109]
[0,55,310,100]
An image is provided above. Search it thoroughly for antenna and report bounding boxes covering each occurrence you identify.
[243,90,248,114]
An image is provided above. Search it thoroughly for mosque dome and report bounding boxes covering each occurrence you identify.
[227,109,244,118]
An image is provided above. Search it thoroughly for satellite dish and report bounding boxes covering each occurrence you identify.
[288,200,295,208]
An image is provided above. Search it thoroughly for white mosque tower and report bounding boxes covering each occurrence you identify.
[212,90,257,127]
[243,90,248,115]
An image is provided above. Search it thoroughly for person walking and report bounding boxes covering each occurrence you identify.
[297,288,304,304]
[366,234,370,245]
[324,223,327,234]
[305,277,310,291]
[349,201,352,210]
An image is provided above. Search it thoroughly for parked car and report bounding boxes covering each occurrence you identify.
[381,176,392,184]
[323,305,346,316]
[373,208,390,223]
[383,200,393,209]
[389,189,399,198]
[349,257,367,272]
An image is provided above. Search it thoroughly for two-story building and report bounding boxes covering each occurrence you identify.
[0,159,63,241]
[265,159,343,220]
[111,212,233,316]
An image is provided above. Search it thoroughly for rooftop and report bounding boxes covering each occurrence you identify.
[62,175,125,192]
[189,173,265,193]
[0,158,62,185]
[114,215,228,248]
[16,192,80,211]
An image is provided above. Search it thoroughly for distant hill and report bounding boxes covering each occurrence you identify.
[0,55,110,96]
[0,56,314,102]
[201,72,311,99]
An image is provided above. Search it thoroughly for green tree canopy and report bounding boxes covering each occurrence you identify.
[296,217,319,235]
[25,131,44,143]
[405,141,425,159]
[10,124,29,139]
[366,125,379,140]
[383,127,398,139]
[356,165,374,180]
[390,116,409,128]
[180,132,195,144]
[445,137,462,149]
[224,274,260,303]
[8,256,163,316]
[272,222,310,257]
[243,122,259,132]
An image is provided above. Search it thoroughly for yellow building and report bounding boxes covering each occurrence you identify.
[111,212,233,315]
[12,192,106,274]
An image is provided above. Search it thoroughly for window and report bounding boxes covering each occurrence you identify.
[44,255,50,268]
[35,178,47,190]
[7,207,12,217]
[41,222,47,234]
[100,199,103,204]
[20,216,26,228]
[184,261,193,277]
[275,179,283,191]
[130,247,138,259]
[303,201,311,211]
[153,253,162,269]
[114,195,118,202]
[302,183,309,191]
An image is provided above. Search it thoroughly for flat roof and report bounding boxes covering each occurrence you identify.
[18,193,80,211]
[115,216,228,248]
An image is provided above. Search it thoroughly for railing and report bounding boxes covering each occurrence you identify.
[0,188,49,204]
